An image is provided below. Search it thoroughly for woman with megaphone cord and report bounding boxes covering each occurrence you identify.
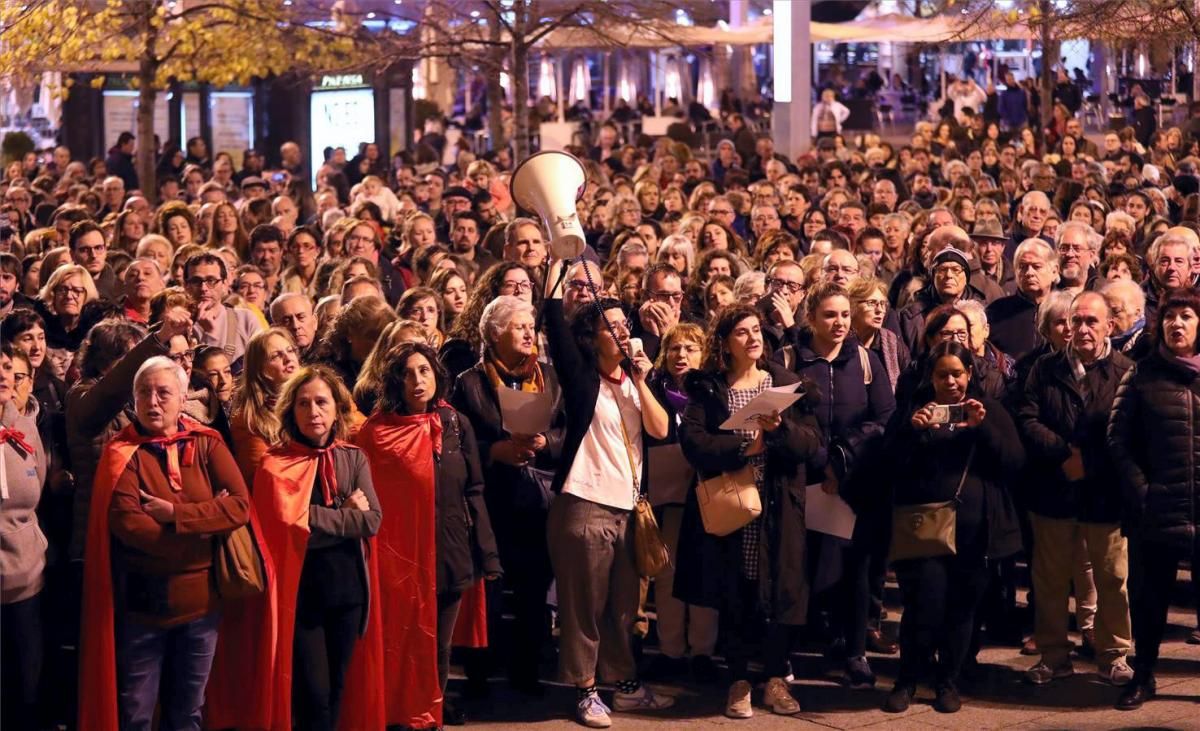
[540,256,674,728]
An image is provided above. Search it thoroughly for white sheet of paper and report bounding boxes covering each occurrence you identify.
[497,388,554,435]
[718,381,804,431]
[805,483,857,540]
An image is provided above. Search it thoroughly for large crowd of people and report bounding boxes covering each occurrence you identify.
[5,85,1200,731]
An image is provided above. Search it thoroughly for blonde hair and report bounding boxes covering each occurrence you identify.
[38,264,97,309]
[233,328,296,444]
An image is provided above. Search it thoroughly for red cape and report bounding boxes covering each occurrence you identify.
[356,411,444,729]
[78,419,228,731]
[451,579,488,648]
[205,440,386,731]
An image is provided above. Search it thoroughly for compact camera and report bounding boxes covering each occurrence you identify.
[929,403,967,425]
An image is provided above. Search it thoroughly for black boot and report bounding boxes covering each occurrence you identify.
[883,682,915,713]
[1116,676,1156,711]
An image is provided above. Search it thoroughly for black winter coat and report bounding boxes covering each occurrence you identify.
[451,360,566,525]
[674,363,823,625]
[434,405,502,593]
[1015,350,1132,523]
[776,331,895,490]
[1108,350,1200,549]
[987,291,1043,363]
[884,395,1025,560]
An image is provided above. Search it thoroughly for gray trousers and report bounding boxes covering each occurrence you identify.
[547,493,639,685]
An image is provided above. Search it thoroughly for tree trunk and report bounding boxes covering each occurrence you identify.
[486,10,506,153]
[137,58,158,204]
[512,0,531,161]
[1039,11,1057,142]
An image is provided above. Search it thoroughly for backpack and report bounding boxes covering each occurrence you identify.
[779,344,873,385]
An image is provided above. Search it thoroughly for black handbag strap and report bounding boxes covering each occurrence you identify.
[952,443,977,504]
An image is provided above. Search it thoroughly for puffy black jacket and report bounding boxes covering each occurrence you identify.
[1015,349,1132,523]
[1108,351,1200,549]
[775,331,895,489]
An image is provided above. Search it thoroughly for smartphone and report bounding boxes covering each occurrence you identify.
[628,337,644,359]
[929,403,967,425]
[271,172,286,183]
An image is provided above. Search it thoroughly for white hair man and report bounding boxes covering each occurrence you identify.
[987,238,1060,361]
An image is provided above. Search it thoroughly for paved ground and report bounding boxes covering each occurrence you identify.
[449,571,1200,731]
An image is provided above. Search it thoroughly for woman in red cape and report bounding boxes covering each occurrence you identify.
[356,342,502,729]
[78,412,249,731]
[206,366,386,731]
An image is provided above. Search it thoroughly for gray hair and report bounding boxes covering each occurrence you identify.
[1021,190,1051,211]
[1037,290,1076,338]
[1013,237,1057,266]
[733,271,766,301]
[1057,220,1101,253]
[1100,278,1146,316]
[881,212,910,233]
[133,355,188,400]
[955,298,988,324]
[479,295,536,347]
[269,292,313,321]
[504,217,542,248]
[1147,226,1200,265]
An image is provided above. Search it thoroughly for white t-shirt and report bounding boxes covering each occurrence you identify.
[562,374,643,510]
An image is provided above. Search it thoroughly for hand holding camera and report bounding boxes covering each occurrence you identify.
[912,399,986,431]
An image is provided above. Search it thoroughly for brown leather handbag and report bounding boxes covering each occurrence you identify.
[615,393,671,578]
[696,464,761,536]
[213,523,267,599]
[890,444,974,562]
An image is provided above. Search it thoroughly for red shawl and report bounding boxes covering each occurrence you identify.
[356,410,444,729]
[205,440,386,730]
[79,418,232,731]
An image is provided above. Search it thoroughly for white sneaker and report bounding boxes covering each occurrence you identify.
[576,692,612,728]
[763,676,801,715]
[1102,658,1135,686]
[613,684,676,712]
[725,680,753,719]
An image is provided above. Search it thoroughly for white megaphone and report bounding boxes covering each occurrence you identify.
[509,150,588,260]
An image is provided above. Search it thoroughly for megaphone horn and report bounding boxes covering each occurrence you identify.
[509,151,588,260]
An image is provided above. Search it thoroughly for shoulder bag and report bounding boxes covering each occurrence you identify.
[889,443,975,563]
[614,383,671,578]
[696,463,761,536]
[208,442,267,599]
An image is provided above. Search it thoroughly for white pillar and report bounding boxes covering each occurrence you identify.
[771,0,811,161]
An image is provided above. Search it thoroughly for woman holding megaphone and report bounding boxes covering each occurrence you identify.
[541,256,674,728]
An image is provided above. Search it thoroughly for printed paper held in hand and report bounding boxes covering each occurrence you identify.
[498,388,554,435]
[718,382,804,431]
[805,483,857,540]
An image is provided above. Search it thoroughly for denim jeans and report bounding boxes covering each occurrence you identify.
[116,611,221,731]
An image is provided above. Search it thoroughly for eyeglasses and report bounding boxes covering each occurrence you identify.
[606,319,634,335]
[345,234,374,245]
[708,208,734,216]
[168,349,196,366]
[501,280,533,293]
[1057,244,1087,254]
[933,264,965,276]
[940,329,969,342]
[237,280,267,292]
[11,371,30,384]
[54,285,86,299]
[566,279,592,292]
[649,290,684,303]
[860,298,888,310]
[75,243,107,256]
[767,277,804,294]
[186,276,222,289]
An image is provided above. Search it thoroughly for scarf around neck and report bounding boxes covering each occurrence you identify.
[1159,341,1200,376]
[483,348,544,394]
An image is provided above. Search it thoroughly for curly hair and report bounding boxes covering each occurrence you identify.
[377,341,449,414]
[445,261,539,352]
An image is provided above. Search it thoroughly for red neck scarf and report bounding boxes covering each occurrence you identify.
[125,427,200,492]
[0,428,33,455]
[283,439,345,506]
